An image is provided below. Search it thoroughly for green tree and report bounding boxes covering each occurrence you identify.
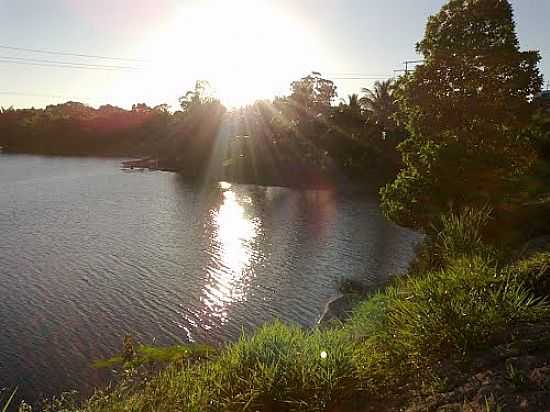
[165,81,226,175]
[288,72,337,119]
[381,0,542,229]
[360,79,398,134]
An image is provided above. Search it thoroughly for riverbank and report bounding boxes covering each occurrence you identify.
[27,207,548,412]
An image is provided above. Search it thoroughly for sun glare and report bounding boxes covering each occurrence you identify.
[141,0,315,108]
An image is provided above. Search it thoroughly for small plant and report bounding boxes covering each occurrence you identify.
[409,205,496,273]
[430,374,451,393]
[505,363,529,390]
[1,389,16,412]
[93,335,217,371]
[482,395,504,412]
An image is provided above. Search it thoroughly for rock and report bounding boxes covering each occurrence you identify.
[528,366,550,389]
[318,294,357,325]
[519,235,550,258]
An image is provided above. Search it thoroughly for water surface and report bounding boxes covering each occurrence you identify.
[0,154,419,402]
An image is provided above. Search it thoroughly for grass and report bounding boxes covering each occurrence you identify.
[28,207,550,411]
[92,343,216,370]
[1,389,16,412]
[408,205,498,273]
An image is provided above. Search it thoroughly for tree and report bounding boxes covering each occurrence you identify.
[360,79,398,134]
[288,72,337,119]
[381,0,542,229]
[178,80,217,113]
[131,103,153,113]
[164,81,227,175]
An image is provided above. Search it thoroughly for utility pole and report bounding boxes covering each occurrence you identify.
[403,60,424,75]
[393,60,425,77]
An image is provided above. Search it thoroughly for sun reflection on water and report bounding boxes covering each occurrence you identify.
[201,182,261,324]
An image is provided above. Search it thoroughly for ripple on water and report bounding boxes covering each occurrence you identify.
[0,154,421,403]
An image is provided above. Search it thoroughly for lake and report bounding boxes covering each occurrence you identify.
[0,154,420,404]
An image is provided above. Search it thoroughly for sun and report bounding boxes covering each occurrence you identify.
[140,0,315,108]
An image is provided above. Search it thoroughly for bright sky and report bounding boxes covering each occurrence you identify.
[0,0,548,109]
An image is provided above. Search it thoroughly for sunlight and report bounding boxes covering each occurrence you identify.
[201,185,261,323]
[141,0,315,108]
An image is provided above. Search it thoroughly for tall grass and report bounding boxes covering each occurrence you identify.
[78,323,360,412]
[1,389,16,412]
[409,205,497,273]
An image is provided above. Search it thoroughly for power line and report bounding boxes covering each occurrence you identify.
[0,58,143,72]
[401,59,424,75]
[329,76,393,80]
[325,72,393,77]
[0,44,150,63]
[0,55,143,70]
[0,91,98,100]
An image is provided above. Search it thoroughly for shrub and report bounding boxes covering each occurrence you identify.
[385,257,546,365]
[409,205,497,273]
[208,322,357,411]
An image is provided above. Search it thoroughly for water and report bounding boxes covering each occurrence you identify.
[0,154,420,403]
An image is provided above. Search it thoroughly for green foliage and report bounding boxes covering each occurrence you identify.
[78,323,359,412]
[92,343,216,370]
[409,205,497,274]
[360,79,398,134]
[381,0,543,229]
[209,323,356,411]
[508,251,550,297]
[435,206,492,259]
[385,257,544,363]
[288,72,337,118]
[0,101,174,157]
[0,70,405,188]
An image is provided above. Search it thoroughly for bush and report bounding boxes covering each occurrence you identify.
[409,205,497,273]
[207,322,357,411]
[347,255,548,377]
[387,257,544,363]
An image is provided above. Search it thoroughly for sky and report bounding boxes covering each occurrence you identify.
[0,0,548,110]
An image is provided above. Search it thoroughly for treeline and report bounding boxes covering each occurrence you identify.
[0,102,173,157]
[1,0,550,207]
[0,75,408,186]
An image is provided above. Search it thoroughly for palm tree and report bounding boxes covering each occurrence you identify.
[339,93,362,117]
[360,79,397,134]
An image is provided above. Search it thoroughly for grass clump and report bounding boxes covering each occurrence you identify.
[210,323,356,411]
[409,205,498,273]
[77,323,359,412]
[509,251,550,298]
[1,389,17,412]
[92,343,215,370]
[383,257,544,362]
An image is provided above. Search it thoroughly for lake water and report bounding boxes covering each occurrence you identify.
[0,154,419,404]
